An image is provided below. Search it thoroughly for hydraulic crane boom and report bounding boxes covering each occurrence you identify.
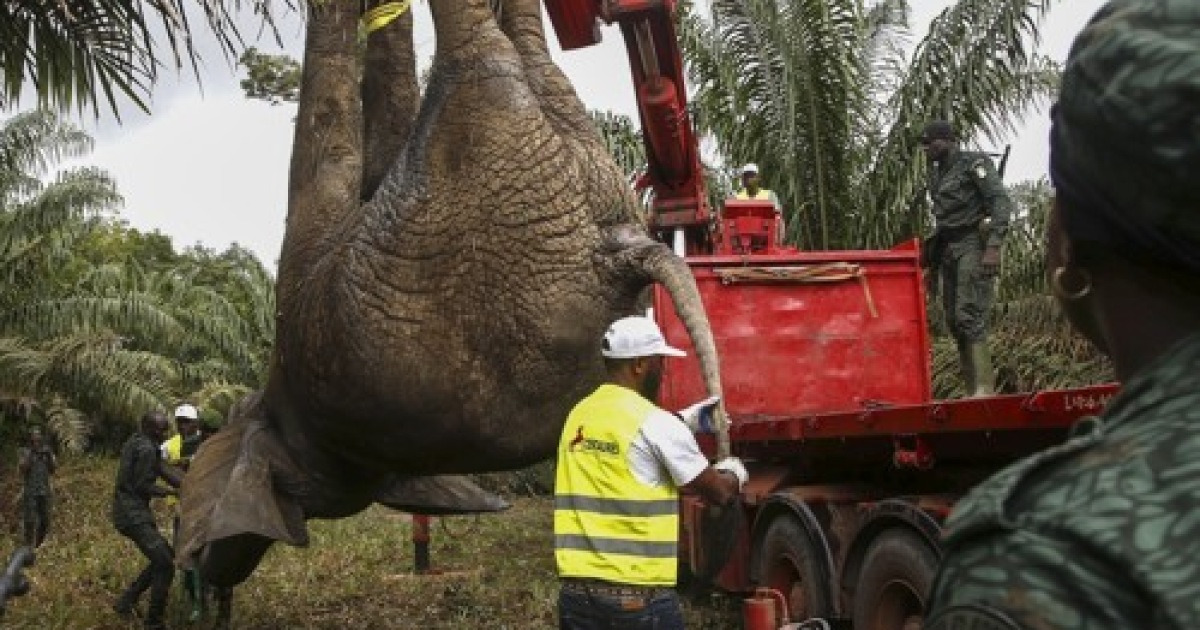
[545,0,712,254]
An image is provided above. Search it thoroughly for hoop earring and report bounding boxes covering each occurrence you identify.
[1052,266,1092,300]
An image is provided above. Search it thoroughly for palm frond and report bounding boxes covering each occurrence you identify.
[681,0,866,249]
[0,0,292,116]
[860,0,1058,247]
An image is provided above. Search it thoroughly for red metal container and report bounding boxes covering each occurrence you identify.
[654,240,930,419]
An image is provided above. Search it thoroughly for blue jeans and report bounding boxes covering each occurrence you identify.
[558,587,685,630]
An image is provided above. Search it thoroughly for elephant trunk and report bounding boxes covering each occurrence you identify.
[641,248,729,458]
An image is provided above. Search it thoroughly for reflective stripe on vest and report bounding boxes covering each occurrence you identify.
[735,188,773,200]
[554,384,680,586]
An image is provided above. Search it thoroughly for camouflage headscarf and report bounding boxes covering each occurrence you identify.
[1050,0,1200,273]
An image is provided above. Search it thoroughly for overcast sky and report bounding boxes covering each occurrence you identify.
[39,0,1107,269]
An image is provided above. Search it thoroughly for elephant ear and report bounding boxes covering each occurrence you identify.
[177,393,309,575]
[375,474,510,515]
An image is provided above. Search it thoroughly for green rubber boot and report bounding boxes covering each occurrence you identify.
[956,339,976,397]
[968,342,995,397]
[187,569,204,623]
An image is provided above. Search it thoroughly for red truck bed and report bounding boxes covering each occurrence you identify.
[653,239,1117,471]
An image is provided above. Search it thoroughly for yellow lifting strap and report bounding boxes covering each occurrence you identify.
[362,0,412,34]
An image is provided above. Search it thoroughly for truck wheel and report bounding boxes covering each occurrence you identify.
[852,528,938,630]
[754,516,831,623]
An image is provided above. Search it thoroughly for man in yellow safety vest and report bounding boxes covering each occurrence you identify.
[554,315,747,629]
[161,404,205,621]
[733,163,786,244]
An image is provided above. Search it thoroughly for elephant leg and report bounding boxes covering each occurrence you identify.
[279,0,364,286]
[361,1,418,201]
[430,0,511,59]
[496,0,592,133]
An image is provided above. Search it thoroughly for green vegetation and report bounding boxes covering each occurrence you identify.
[680,0,1059,251]
[0,457,739,629]
[0,111,274,450]
[1,0,285,115]
[676,0,1109,394]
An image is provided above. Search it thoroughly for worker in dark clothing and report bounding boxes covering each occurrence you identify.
[112,411,183,630]
[926,2,1200,628]
[920,119,1013,396]
[18,428,56,548]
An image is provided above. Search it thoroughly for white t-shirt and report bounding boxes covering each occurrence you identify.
[628,408,710,488]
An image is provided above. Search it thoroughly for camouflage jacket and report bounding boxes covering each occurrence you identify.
[926,332,1200,629]
[928,149,1012,249]
[19,447,55,497]
[111,433,172,530]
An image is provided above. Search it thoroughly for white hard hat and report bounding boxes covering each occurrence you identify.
[742,163,759,174]
[602,316,687,359]
[174,404,199,420]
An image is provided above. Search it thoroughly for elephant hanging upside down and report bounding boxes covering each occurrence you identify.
[177,0,723,587]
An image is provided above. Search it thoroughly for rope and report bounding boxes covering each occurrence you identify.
[362,0,412,34]
[714,263,878,318]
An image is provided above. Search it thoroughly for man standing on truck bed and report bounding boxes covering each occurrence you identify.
[555,315,746,630]
[921,120,1013,397]
[926,1,1200,628]
[733,163,786,244]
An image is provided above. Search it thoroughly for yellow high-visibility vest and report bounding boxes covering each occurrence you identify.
[163,435,184,465]
[735,188,774,201]
[162,435,184,508]
[554,384,680,586]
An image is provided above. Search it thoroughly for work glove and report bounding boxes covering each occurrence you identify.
[714,457,748,490]
[676,396,721,433]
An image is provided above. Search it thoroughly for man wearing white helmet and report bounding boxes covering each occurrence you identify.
[162,404,201,469]
[554,315,746,630]
[162,403,205,621]
[732,163,786,244]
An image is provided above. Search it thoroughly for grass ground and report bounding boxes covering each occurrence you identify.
[2,457,741,629]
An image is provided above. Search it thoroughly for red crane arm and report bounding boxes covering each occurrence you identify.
[545,0,712,249]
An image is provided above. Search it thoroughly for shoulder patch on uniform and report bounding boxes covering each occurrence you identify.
[926,603,1027,630]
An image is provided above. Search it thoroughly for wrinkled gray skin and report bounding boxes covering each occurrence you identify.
[177,0,723,587]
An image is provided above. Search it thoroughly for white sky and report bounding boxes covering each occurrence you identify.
[38,0,1106,269]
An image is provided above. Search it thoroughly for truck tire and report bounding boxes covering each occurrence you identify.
[852,528,938,630]
[753,516,832,623]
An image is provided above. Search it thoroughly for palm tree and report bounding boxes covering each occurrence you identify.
[678,1,1109,395]
[1,110,130,447]
[679,0,1060,250]
[0,111,276,449]
[0,0,287,115]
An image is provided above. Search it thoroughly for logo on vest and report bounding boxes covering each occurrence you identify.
[568,426,620,456]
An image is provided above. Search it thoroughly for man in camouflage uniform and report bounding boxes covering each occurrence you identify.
[926,1,1200,628]
[112,411,182,630]
[18,428,56,548]
[920,120,1012,396]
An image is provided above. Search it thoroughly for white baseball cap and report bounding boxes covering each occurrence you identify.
[602,316,687,359]
[742,163,759,174]
[174,404,199,420]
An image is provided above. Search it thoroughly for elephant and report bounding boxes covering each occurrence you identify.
[176,0,723,589]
